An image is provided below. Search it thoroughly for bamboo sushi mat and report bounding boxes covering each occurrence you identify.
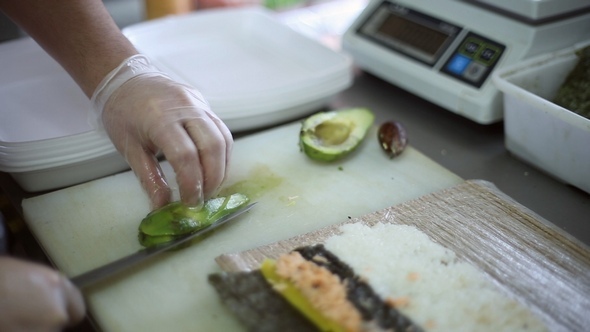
[216,180,590,332]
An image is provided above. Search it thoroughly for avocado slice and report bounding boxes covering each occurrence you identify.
[299,108,374,162]
[138,193,249,247]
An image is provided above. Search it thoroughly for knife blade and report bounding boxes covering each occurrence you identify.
[70,202,257,289]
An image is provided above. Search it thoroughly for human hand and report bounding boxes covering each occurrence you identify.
[0,256,85,331]
[91,55,233,209]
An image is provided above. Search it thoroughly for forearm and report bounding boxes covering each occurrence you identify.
[0,0,138,97]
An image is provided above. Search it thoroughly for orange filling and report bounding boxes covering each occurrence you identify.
[272,251,362,332]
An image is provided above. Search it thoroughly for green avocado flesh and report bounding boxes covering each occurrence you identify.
[299,108,375,162]
[138,193,249,247]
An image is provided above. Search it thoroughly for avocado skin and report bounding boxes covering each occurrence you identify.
[300,140,344,162]
[299,108,374,162]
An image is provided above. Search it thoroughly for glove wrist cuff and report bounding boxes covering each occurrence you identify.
[90,54,161,126]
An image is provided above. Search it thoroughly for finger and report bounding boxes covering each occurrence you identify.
[151,123,205,207]
[125,147,172,209]
[184,116,228,199]
[205,109,233,185]
[183,83,232,157]
[183,87,231,196]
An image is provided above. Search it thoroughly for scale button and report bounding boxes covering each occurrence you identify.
[464,41,480,54]
[480,47,497,62]
[446,54,471,75]
[463,61,487,82]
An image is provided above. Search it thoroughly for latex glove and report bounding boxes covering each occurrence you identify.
[0,256,85,331]
[91,55,233,209]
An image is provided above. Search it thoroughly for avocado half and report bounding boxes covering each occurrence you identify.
[299,108,375,162]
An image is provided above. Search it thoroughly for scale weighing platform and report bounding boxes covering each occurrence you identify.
[342,0,590,124]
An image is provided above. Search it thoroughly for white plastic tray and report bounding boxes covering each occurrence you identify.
[0,38,128,192]
[0,7,352,192]
[0,38,92,143]
[122,6,353,131]
[492,41,590,194]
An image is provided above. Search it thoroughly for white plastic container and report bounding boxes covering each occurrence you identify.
[492,41,590,194]
[122,6,353,132]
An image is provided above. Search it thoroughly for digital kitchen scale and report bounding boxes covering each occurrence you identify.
[342,0,590,124]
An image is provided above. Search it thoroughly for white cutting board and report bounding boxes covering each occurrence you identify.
[22,120,462,331]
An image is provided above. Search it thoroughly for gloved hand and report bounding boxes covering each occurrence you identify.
[91,55,233,209]
[0,256,86,331]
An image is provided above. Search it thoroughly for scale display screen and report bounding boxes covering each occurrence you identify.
[357,1,505,88]
[375,14,451,58]
[358,2,462,65]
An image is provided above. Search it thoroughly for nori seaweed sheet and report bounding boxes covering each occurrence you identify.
[296,245,423,332]
[209,245,423,331]
[208,271,318,331]
[553,46,590,119]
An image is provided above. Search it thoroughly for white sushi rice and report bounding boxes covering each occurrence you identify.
[324,223,547,332]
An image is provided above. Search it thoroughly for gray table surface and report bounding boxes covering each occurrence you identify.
[323,70,590,246]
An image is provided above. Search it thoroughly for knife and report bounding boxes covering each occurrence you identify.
[70,202,257,289]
